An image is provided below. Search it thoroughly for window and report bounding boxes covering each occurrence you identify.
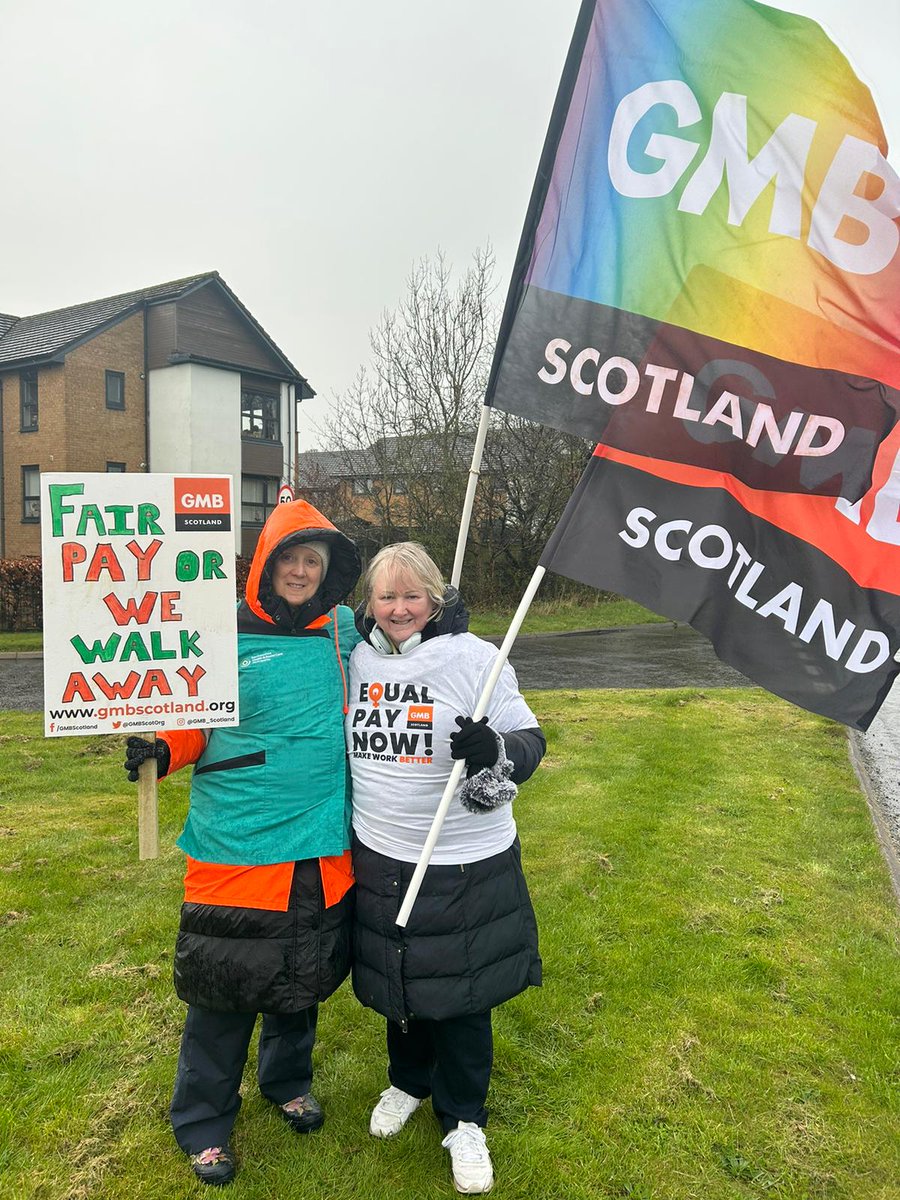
[241,386,280,441]
[22,466,40,522]
[105,370,125,410]
[20,370,38,431]
[106,461,127,472]
[393,477,408,496]
[241,475,278,525]
[352,476,372,495]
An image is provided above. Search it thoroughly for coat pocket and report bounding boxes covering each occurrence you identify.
[194,749,266,775]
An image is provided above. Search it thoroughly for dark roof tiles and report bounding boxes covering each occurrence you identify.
[298,433,474,481]
[0,272,215,366]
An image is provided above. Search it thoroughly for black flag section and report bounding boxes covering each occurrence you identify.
[490,286,897,502]
[540,453,900,730]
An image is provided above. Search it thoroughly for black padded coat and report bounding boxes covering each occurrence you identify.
[352,836,541,1025]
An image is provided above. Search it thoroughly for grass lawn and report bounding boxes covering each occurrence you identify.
[0,691,898,1199]
[469,597,666,637]
[0,631,42,653]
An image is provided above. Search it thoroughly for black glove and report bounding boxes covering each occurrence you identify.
[124,736,171,782]
[449,716,500,778]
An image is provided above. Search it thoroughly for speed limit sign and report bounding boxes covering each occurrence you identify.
[278,484,295,504]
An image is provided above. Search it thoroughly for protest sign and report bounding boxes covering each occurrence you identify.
[41,473,239,739]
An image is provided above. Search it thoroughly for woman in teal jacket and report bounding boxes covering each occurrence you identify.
[125,498,360,1187]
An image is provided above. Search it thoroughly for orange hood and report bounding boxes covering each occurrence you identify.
[244,498,360,628]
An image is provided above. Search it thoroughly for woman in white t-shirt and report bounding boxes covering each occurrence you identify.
[346,542,545,1196]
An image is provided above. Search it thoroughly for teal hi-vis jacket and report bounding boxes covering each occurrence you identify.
[174,497,362,866]
[176,605,359,865]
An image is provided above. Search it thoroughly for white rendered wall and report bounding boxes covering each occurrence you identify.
[148,364,242,553]
[148,363,241,481]
[281,381,294,485]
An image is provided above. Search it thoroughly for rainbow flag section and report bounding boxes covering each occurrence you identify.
[487,0,900,729]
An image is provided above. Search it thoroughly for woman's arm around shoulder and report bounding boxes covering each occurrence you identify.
[334,603,363,656]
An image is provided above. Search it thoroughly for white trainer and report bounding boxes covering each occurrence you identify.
[441,1121,494,1194]
[369,1085,422,1138]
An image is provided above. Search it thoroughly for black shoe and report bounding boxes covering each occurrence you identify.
[188,1145,236,1186]
[279,1092,325,1133]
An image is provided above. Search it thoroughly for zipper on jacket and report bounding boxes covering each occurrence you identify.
[396,941,408,1032]
[393,867,410,1031]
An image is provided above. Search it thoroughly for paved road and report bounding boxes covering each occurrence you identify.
[0,624,749,713]
[489,623,751,691]
[849,684,900,894]
[0,655,44,712]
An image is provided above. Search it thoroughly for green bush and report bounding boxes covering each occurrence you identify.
[0,557,42,631]
[0,557,256,632]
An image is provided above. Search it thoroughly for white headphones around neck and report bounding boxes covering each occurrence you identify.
[370,627,422,655]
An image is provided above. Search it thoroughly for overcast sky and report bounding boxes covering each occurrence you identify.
[3,0,898,448]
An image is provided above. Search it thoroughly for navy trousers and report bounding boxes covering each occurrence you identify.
[170,1003,318,1153]
[386,1011,493,1133]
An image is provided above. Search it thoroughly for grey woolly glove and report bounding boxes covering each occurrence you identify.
[459,730,518,814]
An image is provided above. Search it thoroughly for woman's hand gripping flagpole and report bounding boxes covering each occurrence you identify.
[395,563,546,927]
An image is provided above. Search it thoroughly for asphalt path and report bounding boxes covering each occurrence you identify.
[487,623,752,691]
[0,655,43,712]
[848,684,900,897]
[0,624,749,714]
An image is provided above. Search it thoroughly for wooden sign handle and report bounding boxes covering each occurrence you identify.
[137,731,159,860]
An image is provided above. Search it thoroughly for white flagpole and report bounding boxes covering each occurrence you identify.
[395,562,546,927]
[451,403,492,588]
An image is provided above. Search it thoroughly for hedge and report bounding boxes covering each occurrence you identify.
[0,558,256,632]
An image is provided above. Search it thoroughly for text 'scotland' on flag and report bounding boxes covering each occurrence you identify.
[488,0,900,729]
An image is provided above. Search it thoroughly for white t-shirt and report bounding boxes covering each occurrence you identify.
[347,632,539,864]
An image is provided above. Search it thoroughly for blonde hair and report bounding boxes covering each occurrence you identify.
[364,542,446,619]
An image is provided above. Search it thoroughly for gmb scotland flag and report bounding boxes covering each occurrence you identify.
[488,0,900,729]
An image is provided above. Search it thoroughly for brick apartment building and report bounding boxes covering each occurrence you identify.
[297,433,488,531]
[0,271,313,558]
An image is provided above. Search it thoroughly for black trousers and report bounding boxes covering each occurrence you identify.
[386,1010,493,1134]
[170,1003,318,1153]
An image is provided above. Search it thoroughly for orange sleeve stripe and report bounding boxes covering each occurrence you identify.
[160,729,208,775]
[183,858,295,911]
[183,851,354,911]
[319,850,355,907]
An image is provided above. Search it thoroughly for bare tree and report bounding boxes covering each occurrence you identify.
[482,416,592,594]
[306,247,593,604]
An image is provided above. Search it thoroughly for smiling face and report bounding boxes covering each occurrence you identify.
[370,569,436,647]
[271,545,324,609]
